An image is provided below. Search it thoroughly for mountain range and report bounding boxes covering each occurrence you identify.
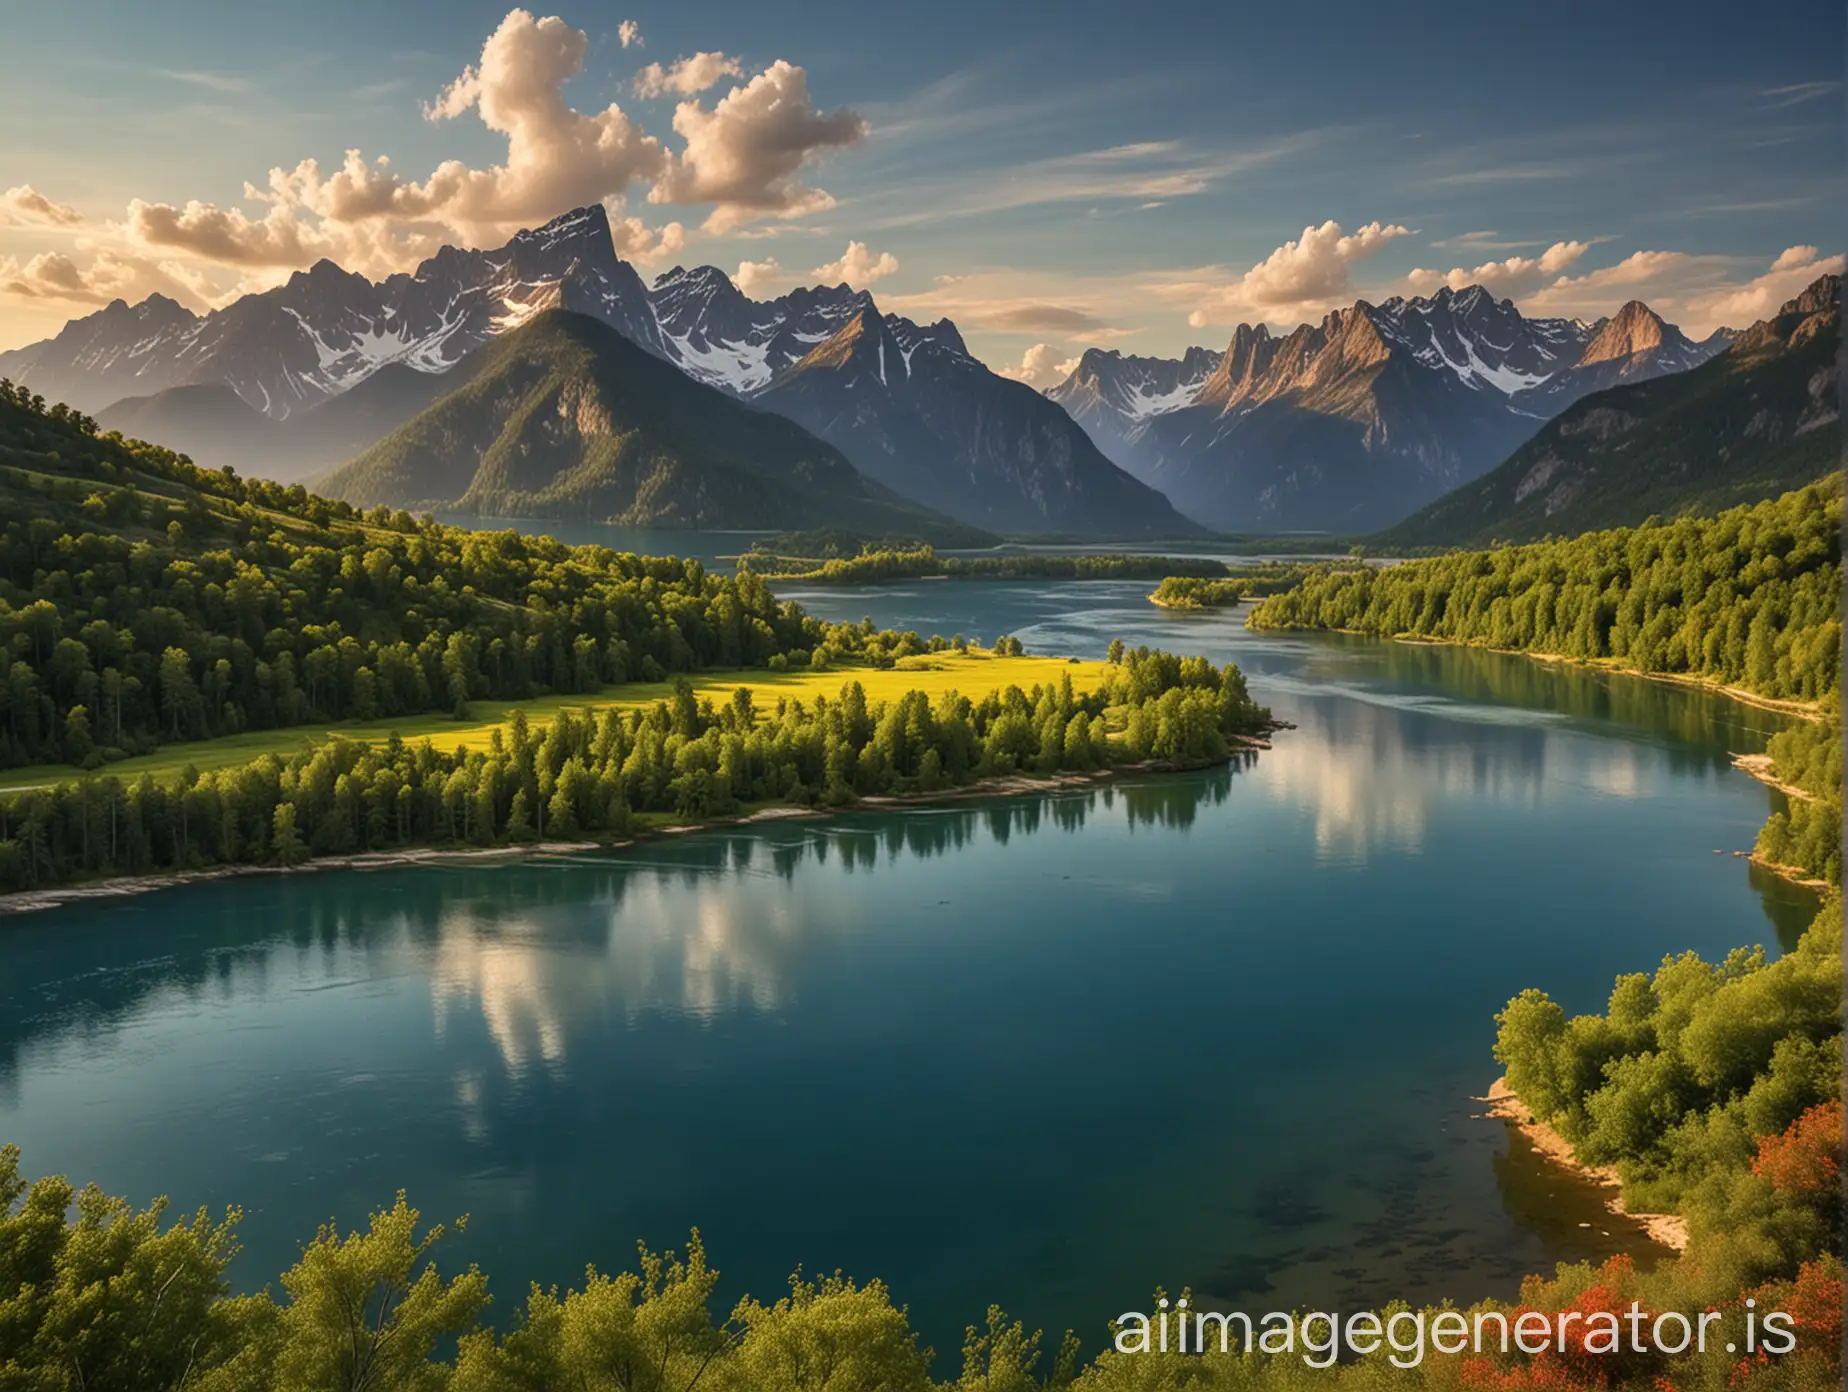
[1378,275,1841,547]
[0,203,1796,541]
[0,206,1188,537]
[1048,286,1729,532]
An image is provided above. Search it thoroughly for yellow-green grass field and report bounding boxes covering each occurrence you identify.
[0,650,1109,792]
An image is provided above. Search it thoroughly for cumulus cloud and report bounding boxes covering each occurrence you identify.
[1512,245,1842,335]
[0,249,219,308]
[1680,246,1842,330]
[118,10,671,276]
[734,257,786,295]
[1,186,83,228]
[618,18,641,48]
[995,342,1081,388]
[649,59,867,233]
[608,207,686,265]
[634,52,744,99]
[810,240,898,287]
[1157,220,1413,328]
[5,11,873,318]
[1405,240,1590,298]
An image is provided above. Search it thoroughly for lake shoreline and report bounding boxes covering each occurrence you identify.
[1253,626,1830,721]
[1477,1077,1689,1253]
[0,736,1280,918]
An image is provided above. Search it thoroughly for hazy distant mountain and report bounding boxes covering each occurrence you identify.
[318,309,976,539]
[642,266,1194,534]
[97,361,473,482]
[1507,299,1718,415]
[739,302,1195,535]
[97,384,280,472]
[1045,347,1220,467]
[1044,284,1729,533]
[1378,275,1841,547]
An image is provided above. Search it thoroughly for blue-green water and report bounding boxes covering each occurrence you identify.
[0,580,1812,1357]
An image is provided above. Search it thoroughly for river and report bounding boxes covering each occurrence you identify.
[0,577,1814,1357]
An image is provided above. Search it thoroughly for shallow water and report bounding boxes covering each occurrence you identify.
[0,578,1811,1357]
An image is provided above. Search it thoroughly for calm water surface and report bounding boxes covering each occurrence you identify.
[0,578,1813,1357]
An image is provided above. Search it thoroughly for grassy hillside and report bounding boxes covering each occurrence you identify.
[320,309,971,539]
[1380,275,1840,548]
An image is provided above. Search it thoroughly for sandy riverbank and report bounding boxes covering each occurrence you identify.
[1729,752,1815,801]
[0,733,1281,918]
[1478,1077,1688,1252]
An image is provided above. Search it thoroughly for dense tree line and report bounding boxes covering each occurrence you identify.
[1249,483,1841,705]
[0,380,982,773]
[739,544,1230,584]
[1495,892,1841,1296]
[1147,566,1339,609]
[0,646,1270,892]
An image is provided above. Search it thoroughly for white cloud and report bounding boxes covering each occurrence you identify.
[617,18,642,48]
[995,343,1080,387]
[735,257,786,295]
[649,59,866,233]
[0,186,83,228]
[607,205,686,265]
[1405,240,1590,298]
[1154,220,1413,328]
[0,250,221,309]
[810,240,898,287]
[1681,246,1842,329]
[634,52,744,99]
[1516,245,1842,335]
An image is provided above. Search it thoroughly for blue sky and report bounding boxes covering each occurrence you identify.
[1,0,1840,377]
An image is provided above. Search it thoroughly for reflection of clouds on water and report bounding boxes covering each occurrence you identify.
[1258,688,1565,864]
[1586,751,1645,799]
[427,870,808,1073]
[416,778,1239,1076]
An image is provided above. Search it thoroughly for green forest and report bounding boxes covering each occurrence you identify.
[0,379,923,772]
[1249,483,1841,707]
[1147,566,1340,609]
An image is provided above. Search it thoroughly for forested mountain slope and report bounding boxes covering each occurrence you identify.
[317,310,976,538]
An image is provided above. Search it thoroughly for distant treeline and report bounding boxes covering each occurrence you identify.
[1149,565,1352,609]
[0,645,1270,893]
[738,544,1229,584]
[1250,482,1841,706]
